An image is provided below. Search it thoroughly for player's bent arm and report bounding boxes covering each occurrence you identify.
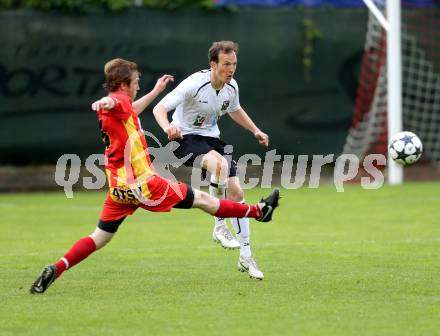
[152,104,182,140]
[133,92,160,115]
[153,104,171,131]
[228,108,260,133]
[228,108,269,146]
[133,74,174,116]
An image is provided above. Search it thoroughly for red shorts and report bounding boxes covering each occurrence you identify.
[100,175,189,222]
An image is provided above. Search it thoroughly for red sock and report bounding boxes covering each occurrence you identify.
[214,200,261,219]
[54,236,97,278]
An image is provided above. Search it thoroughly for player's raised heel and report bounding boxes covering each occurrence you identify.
[256,188,280,222]
[212,225,240,250]
[30,264,57,294]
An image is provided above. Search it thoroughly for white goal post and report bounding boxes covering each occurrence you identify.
[341,1,440,184]
[364,0,403,184]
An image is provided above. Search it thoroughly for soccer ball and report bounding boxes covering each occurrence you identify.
[388,131,423,166]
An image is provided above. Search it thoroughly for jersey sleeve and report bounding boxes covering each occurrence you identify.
[227,81,241,113]
[103,95,132,120]
[158,77,194,112]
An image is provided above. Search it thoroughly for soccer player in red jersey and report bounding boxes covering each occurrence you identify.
[29,58,279,294]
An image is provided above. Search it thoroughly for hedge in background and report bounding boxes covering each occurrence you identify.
[0,0,215,11]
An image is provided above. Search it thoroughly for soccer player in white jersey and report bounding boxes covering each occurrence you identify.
[153,41,269,280]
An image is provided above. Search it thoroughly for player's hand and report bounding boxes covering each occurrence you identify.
[165,125,182,140]
[254,130,269,147]
[153,75,174,95]
[91,97,115,111]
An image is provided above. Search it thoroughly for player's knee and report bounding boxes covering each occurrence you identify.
[194,190,211,206]
[218,160,229,176]
[203,154,229,181]
[192,189,218,213]
[227,187,244,202]
[89,228,114,250]
[212,158,228,180]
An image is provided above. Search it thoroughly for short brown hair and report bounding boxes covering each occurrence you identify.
[104,58,138,92]
[208,41,239,64]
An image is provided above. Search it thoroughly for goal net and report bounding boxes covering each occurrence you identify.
[342,2,440,166]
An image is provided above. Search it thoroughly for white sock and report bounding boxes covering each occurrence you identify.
[209,175,227,229]
[230,202,251,257]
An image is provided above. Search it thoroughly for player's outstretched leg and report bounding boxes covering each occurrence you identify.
[29,236,97,294]
[30,264,57,294]
[192,188,280,222]
[256,188,280,222]
[30,226,116,294]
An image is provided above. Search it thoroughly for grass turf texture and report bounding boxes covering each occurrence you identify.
[0,183,439,335]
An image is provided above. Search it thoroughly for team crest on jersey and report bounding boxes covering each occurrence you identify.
[221,100,230,111]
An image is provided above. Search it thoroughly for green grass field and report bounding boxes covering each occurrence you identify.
[1,183,439,335]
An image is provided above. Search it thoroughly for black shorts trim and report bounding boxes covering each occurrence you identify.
[173,134,237,177]
[98,216,126,234]
[173,185,194,209]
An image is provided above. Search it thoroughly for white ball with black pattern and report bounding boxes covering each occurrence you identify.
[388,131,423,166]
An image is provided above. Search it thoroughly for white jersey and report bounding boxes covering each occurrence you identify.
[158,69,241,138]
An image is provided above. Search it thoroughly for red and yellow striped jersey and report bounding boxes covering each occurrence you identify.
[97,91,156,202]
